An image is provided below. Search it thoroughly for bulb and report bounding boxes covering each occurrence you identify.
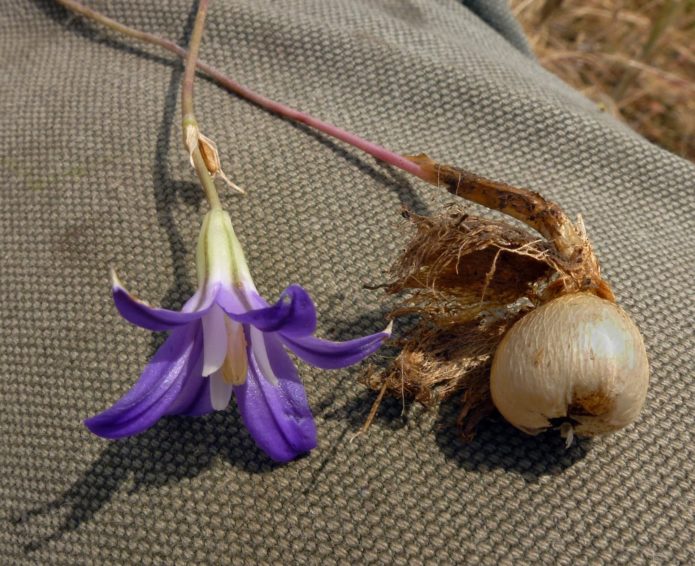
[490,292,649,440]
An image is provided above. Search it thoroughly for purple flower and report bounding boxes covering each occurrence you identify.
[85,209,390,462]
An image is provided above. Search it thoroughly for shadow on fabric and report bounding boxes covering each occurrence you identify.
[35,0,190,81]
[10,409,282,554]
[329,383,589,483]
[8,7,276,544]
[9,308,392,554]
[433,401,590,482]
[286,120,431,216]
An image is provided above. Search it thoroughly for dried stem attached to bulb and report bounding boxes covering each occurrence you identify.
[403,154,613,299]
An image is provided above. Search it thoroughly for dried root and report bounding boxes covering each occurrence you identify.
[363,188,611,440]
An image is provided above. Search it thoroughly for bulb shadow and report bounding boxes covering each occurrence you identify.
[316,306,590,480]
[9,407,281,555]
[300,307,419,494]
[320,387,415,432]
[318,304,590,482]
[312,306,420,432]
[328,391,590,482]
[434,400,590,482]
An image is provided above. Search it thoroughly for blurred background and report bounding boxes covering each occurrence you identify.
[509,0,694,162]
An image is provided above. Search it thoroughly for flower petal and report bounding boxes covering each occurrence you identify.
[250,325,279,387]
[201,304,228,376]
[233,332,317,463]
[210,370,234,410]
[220,284,317,336]
[166,374,213,417]
[215,284,246,313]
[164,341,212,417]
[112,272,217,331]
[84,323,203,438]
[281,322,392,369]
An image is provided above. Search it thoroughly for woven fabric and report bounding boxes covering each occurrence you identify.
[2,1,694,564]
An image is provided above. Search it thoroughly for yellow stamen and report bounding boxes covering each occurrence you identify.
[221,317,248,385]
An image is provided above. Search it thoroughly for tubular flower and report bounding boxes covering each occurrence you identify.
[85,209,391,462]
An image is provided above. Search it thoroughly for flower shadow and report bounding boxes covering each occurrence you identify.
[10,407,278,554]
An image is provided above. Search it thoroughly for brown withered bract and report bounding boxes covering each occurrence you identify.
[198,134,222,176]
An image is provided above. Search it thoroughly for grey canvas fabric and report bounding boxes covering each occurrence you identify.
[2,1,694,564]
[461,0,533,55]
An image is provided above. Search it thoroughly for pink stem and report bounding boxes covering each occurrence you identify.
[194,60,428,180]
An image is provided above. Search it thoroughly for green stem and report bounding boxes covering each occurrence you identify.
[179,0,221,209]
[56,0,221,208]
[181,0,207,119]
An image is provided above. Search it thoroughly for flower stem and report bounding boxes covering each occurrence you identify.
[54,0,426,181]
[56,0,221,208]
[180,0,207,120]
[179,0,222,209]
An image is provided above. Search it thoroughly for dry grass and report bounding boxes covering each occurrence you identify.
[510,0,695,162]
